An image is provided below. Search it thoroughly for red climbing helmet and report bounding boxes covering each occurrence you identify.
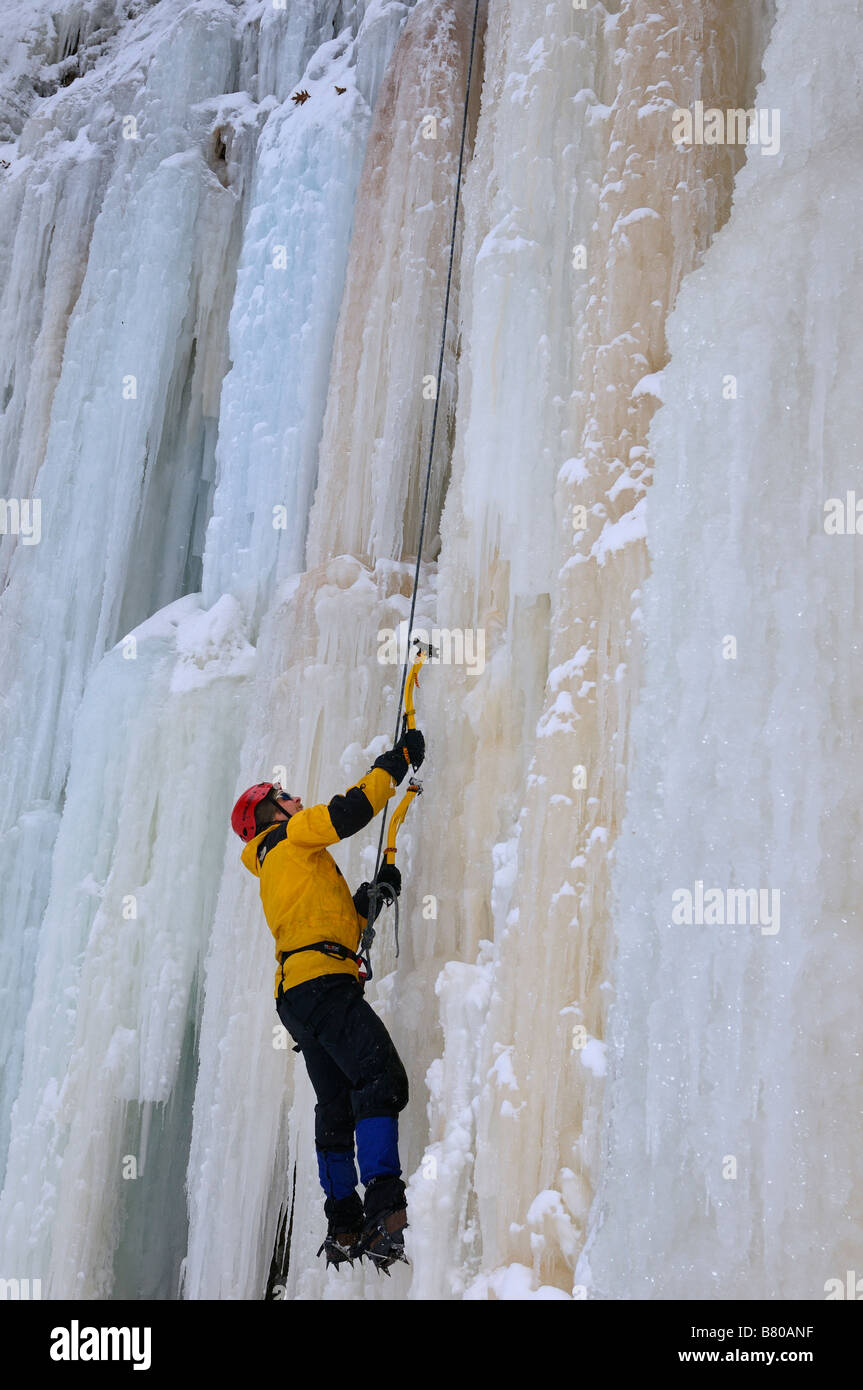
[231,783,278,842]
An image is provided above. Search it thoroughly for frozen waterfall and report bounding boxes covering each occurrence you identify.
[0,0,860,1305]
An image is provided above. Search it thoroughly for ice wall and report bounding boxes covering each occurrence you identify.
[0,0,248,1194]
[305,0,479,568]
[183,0,484,1300]
[202,1,420,615]
[0,0,422,1294]
[582,0,863,1299]
[414,0,775,1298]
[0,595,254,1298]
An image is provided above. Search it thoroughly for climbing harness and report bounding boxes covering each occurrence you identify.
[278,941,364,998]
[362,0,482,980]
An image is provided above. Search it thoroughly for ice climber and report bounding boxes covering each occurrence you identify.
[231,727,425,1272]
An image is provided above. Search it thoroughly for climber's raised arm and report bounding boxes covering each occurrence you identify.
[286,732,423,850]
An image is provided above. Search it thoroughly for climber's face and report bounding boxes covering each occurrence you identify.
[272,790,303,819]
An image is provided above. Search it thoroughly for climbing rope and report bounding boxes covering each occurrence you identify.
[369,0,483,900]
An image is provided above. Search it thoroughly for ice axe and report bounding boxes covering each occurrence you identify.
[360,638,436,979]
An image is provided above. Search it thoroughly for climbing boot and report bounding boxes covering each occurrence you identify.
[317,1191,364,1270]
[358,1176,409,1274]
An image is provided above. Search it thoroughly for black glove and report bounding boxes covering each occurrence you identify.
[375,863,401,897]
[353,882,373,920]
[371,727,425,786]
[400,727,425,770]
[372,746,410,786]
[353,867,399,927]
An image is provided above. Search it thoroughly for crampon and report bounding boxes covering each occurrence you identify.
[356,1208,409,1275]
[316,1229,362,1269]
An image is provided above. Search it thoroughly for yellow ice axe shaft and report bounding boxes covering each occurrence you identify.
[383,639,433,865]
[402,640,427,733]
[383,780,420,865]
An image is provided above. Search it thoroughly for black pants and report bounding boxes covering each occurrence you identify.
[276,973,409,1152]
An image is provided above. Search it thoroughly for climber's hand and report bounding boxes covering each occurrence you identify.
[375,863,402,898]
[372,746,410,785]
[401,727,425,770]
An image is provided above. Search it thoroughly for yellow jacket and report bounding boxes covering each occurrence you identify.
[241,763,400,996]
